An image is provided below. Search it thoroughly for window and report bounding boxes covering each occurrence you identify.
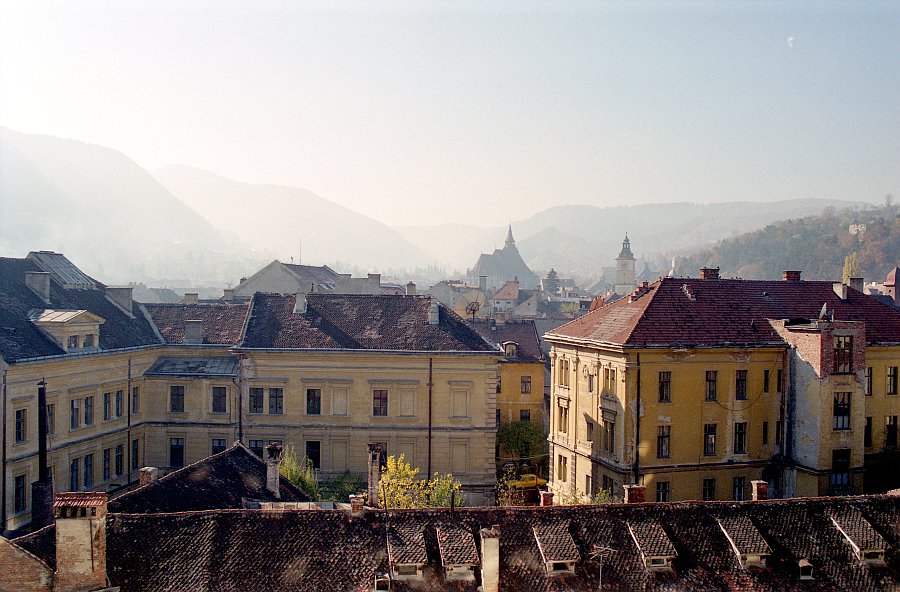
[211,438,227,455]
[15,409,27,443]
[70,458,79,491]
[865,367,873,396]
[46,403,55,435]
[103,392,111,421]
[306,389,321,415]
[520,409,531,423]
[557,359,570,387]
[170,386,185,413]
[83,334,94,347]
[763,369,770,393]
[886,416,898,448]
[84,396,94,425]
[833,336,853,373]
[373,389,388,416]
[734,422,747,454]
[268,388,284,415]
[103,448,111,480]
[70,399,80,430]
[83,454,93,488]
[131,386,141,414]
[830,449,851,490]
[657,425,670,458]
[587,373,595,394]
[762,421,769,445]
[735,370,747,400]
[249,388,264,414]
[557,404,569,434]
[557,455,568,482]
[705,371,717,401]
[306,441,321,469]
[776,420,784,446]
[115,444,123,476]
[520,376,532,394]
[658,371,671,403]
[702,478,716,501]
[14,475,26,513]
[605,368,617,395]
[212,386,227,413]
[889,367,898,395]
[495,409,500,427]
[170,438,185,468]
[585,475,593,497]
[833,392,851,430]
[777,369,784,393]
[604,419,615,454]
[733,477,746,501]
[67,335,78,349]
[131,439,140,470]
[703,424,717,456]
[249,440,265,457]
[865,417,873,448]
[115,390,124,417]
[586,420,594,443]
[656,481,670,502]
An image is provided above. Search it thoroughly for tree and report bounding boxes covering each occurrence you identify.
[843,252,861,283]
[378,454,464,509]
[497,420,547,463]
[280,445,319,499]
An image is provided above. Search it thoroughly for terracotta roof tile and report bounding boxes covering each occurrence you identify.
[144,302,250,345]
[550,277,900,347]
[436,523,479,565]
[471,320,544,363]
[387,523,428,565]
[533,521,579,563]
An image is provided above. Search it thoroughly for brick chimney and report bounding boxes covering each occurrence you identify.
[183,319,203,344]
[53,492,108,592]
[848,277,864,292]
[25,271,51,303]
[367,443,385,508]
[223,288,235,301]
[751,480,768,501]
[540,491,554,507]
[406,282,417,296]
[182,292,199,305]
[479,526,501,592]
[139,466,159,486]
[105,286,133,314]
[349,494,365,516]
[623,484,646,504]
[699,267,720,280]
[783,270,801,282]
[265,443,284,500]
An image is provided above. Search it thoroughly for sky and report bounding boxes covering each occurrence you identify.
[1,0,898,227]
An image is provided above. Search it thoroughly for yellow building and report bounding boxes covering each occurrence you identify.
[1,253,501,532]
[545,268,900,503]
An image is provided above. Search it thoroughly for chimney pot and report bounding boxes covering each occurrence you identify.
[25,271,51,302]
[265,443,284,500]
[183,292,199,305]
[367,443,385,507]
[406,282,417,296]
[540,491,554,506]
[349,494,365,515]
[183,319,204,344]
[479,526,501,592]
[623,484,646,504]
[139,467,159,486]
[783,270,802,282]
[223,288,235,301]
[699,267,720,280]
[53,492,108,592]
[751,480,768,501]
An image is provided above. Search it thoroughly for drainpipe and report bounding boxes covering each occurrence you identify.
[427,357,433,479]
[237,354,245,443]
[632,353,641,484]
[1,365,7,530]
[126,357,132,484]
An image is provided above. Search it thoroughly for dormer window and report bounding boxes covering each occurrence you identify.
[533,522,579,578]
[393,564,422,579]
[437,524,479,582]
[84,334,94,347]
[649,557,671,569]
[798,559,813,580]
[549,561,575,574]
[29,309,105,352]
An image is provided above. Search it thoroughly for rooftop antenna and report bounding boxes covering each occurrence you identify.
[466,300,480,323]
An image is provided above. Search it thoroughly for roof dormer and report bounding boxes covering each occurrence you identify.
[29,309,105,353]
[627,520,677,571]
[386,524,427,581]
[533,522,579,577]
[436,524,479,581]
[831,509,887,566]
[717,516,771,569]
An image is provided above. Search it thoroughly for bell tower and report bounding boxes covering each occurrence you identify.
[614,234,636,294]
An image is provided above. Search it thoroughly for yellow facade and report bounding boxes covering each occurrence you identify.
[3,346,500,530]
[495,359,544,427]
[546,337,900,503]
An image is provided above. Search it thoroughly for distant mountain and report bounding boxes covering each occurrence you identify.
[393,199,871,278]
[0,128,260,284]
[676,203,899,282]
[153,165,430,271]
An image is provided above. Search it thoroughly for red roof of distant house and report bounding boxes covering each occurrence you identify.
[549,276,900,347]
[491,281,520,302]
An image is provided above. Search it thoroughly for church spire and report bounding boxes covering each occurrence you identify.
[504,224,515,248]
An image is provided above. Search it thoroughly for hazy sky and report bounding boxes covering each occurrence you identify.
[1,1,898,226]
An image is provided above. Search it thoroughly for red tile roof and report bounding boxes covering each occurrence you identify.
[144,302,250,345]
[549,277,900,347]
[241,293,496,352]
[491,281,520,302]
[53,492,107,508]
[471,320,544,363]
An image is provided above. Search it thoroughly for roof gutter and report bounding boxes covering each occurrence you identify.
[1,362,7,530]
[231,347,499,356]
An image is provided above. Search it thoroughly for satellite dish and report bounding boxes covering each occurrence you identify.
[819,303,827,320]
[455,289,486,319]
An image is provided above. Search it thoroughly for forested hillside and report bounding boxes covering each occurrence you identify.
[677,201,899,282]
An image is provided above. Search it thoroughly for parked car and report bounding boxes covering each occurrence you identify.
[507,473,547,489]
